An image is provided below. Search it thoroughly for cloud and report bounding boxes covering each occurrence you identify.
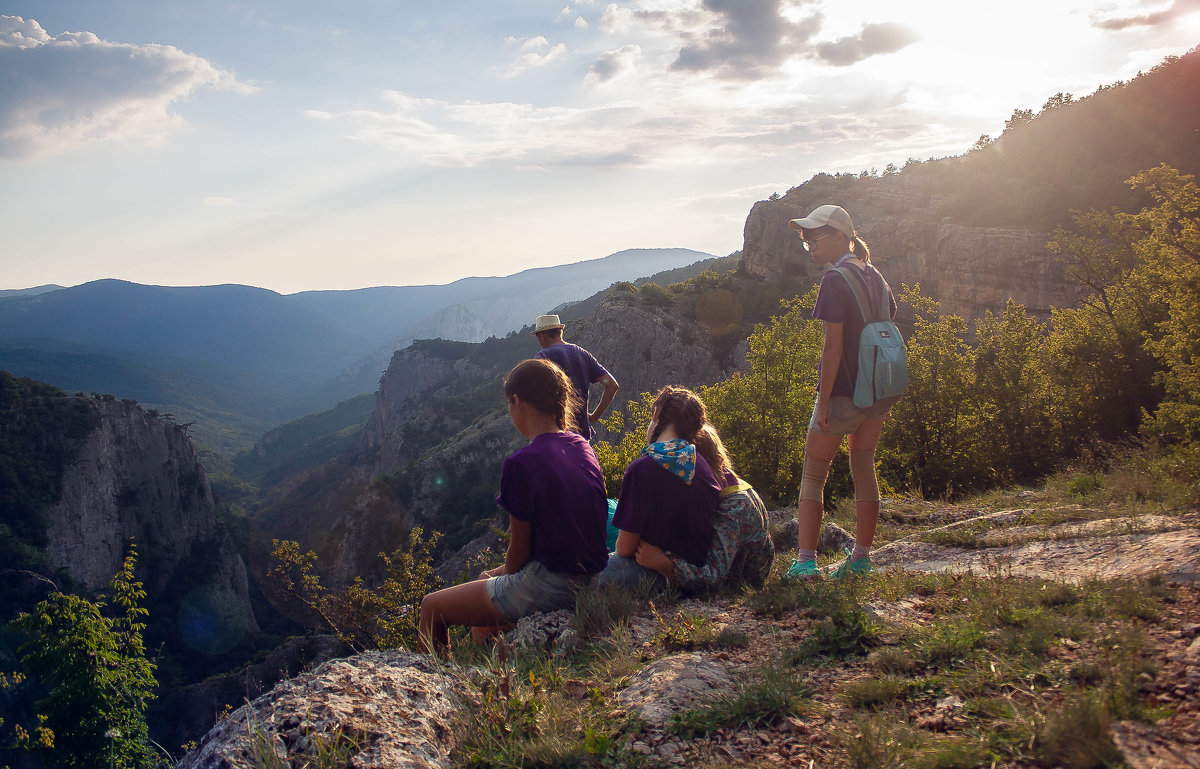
[1091,0,1200,29]
[496,35,568,77]
[0,15,253,160]
[814,22,920,67]
[203,196,234,207]
[307,81,930,176]
[587,44,642,82]
[599,3,713,36]
[669,0,820,80]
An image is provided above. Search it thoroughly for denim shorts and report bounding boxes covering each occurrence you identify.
[485,560,593,623]
[808,395,891,435]
[595,554,667,591]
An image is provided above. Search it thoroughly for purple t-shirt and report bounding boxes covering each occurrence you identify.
[812,260,898,399]
[610,452,720,566]
[535,342,610,439]
[495,431,609,575]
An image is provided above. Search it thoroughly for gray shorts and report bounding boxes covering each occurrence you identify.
[596,554,667,591]
[485,560,593,623]
[808,395,891,435]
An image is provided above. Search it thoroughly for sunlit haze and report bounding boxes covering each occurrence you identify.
[1,1,1196,293]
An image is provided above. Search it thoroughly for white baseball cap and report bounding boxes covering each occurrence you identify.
[788,204,855,238]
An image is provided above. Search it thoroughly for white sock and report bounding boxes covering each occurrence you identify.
[796,548,817,563]
[851,544,870,562]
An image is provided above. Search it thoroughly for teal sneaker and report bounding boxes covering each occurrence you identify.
[832,552,873,579]
[783,558,821,582]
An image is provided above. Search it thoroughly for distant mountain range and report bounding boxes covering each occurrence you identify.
[0,285,64,300]
[0,248,718,455]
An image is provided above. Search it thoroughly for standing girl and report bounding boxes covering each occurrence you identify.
[785,204,898,580]
[598,386,721,589]
[417,358,609,654]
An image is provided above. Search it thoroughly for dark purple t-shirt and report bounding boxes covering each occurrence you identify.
[610,452,720,566]
[812,260,898,399]
[535,342,610,439]
[495,431,609,575]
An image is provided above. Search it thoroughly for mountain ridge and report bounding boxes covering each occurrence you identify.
[0,248,718,451]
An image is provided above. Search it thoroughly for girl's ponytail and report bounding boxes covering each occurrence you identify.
[850,234,871,263]
[694,423,732,483]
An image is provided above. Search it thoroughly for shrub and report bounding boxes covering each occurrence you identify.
[4,546,158,769]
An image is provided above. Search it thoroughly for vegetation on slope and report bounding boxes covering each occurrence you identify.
[0,373,99,583]
[598,164,1200,505]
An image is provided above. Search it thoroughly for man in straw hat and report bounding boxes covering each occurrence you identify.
[531,313,619,440]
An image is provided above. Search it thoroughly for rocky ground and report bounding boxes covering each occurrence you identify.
[175,494,1200,769]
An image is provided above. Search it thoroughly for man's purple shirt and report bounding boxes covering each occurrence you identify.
[535,342,611,439]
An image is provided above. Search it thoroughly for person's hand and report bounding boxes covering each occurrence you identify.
[816,399,832,433]
[480,565,505,579]
[634,541,673,576]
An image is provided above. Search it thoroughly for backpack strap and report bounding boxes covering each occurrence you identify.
[719,481,753,498]
[835,265,894,323]
[833,266,879,323]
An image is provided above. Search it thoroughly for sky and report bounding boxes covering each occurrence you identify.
[1,1,1198,294]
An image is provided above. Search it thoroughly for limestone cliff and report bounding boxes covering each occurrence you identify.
[741,174,1086,323]
[40,396,256,630]
[360,343,506,478]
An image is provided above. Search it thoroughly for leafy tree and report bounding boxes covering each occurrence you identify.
[5,545,157,769]
[700,293,822,504]
[1002,107,1034,134]
[971,300,1055,484]
[1039,305,1144,449]
[267,527,443,652]
[882,287,984,497]
[638,283,675,308]
[594,391,657,494]
[1125,165,1200,443]
[1046,164,1199,445]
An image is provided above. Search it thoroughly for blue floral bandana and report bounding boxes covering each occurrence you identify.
[642,438,696,484]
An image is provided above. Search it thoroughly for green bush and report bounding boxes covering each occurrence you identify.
[4,546,159,769]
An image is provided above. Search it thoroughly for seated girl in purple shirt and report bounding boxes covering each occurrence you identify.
[418,358,609,655]
[634,423,774,591]
[598,386,720,590]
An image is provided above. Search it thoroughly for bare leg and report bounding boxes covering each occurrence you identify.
[470,624,514,645]
[418,580,511,655]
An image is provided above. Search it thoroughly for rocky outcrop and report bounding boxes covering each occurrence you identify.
[870,511,1200,584]
[175,649,469,769]
[359,345,504,477]
[153,634,347,756]
[572,297,727,403]
[409,303,491,344]
[741,175,1086,323]
[42,398,255,633]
